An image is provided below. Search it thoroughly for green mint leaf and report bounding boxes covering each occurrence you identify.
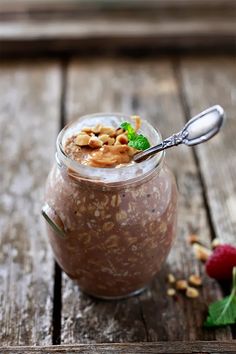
[120,121,151,151]
[204,295,236,327]
[120,122,136,140]
[128,135,151,150]
[204,267,236,327]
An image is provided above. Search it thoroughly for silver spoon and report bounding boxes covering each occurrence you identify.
[133,105,225,163]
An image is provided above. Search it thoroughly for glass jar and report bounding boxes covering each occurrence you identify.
[42,113,178,299]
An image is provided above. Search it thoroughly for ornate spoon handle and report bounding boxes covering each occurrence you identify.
[134,105,225,163]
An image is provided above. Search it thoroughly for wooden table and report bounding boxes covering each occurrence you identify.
[0,56,236,353]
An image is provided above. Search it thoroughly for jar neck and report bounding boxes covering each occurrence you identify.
[56,151,165,190]
[56,113,165,186]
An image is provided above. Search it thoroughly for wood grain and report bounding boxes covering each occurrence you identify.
[61,59,231,343]
[179,58,236,245]
[0,62,61,345]
[1,341,236,353]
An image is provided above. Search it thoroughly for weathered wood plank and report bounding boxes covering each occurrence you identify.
[179,58,236,246]
[1,0,236,20]
[1,19,235,41]
[1,341,236,354]
[0,62,61,345]
[1,1,236,55]
[61,59,231,343]
[2,0,236,12]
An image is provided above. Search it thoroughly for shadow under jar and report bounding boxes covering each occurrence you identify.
[42,113,178,299]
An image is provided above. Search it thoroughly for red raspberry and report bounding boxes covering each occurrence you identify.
[205,244,236,280]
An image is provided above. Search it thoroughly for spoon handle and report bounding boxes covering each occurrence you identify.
[133,131,185,162]
[134,105,225,163]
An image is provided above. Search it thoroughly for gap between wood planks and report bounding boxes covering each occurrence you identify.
[52,60,68,345]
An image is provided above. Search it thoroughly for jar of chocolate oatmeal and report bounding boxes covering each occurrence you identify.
[42,113,178,299]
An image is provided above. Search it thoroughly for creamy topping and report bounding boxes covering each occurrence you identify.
[88,145,137,167]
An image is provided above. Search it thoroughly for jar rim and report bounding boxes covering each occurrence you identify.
[56,112,165,184]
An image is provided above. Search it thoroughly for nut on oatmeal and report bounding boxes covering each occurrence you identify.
[114,139,121,146]
[116,128,124,136]
[82,126,93,134]
[116,134,129,145]
[100,126,116,136]
[131,115,141,131]
[107,137,115,145]
[75,134,90,146]
[92,124,102,134]
[99,134,110,143]
[88,136,103,149]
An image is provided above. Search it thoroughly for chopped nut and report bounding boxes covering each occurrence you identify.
[92,124,102,134]
[167,273,176,284]
[99,134,110,143]
[189,274,202,287]
[88,136,103,149]
[82,126,93,134]
[176,280,188,290]
[100,126,116,136]
[114,140,121,146]
[212,238,221,249]
[167,288,176,297]
[131,115,141,131]
[107,137,115,145]
[187,234,200,244]
[193,243,212,262]
[186,287,199,298]
[116,128,124,136]
[116,134,129,145]
[75,134,90,146]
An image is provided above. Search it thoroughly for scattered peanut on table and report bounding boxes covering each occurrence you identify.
[167,232,221,300]
[193,243,212,262]
[189,274,202,287]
